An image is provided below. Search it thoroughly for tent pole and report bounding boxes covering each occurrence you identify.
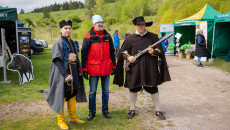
[211,24,216,60]
[0,28,11,84]
[15,20,19,54]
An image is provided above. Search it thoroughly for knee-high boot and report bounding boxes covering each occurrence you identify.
[57,98,69,130]
[67,96,85,124]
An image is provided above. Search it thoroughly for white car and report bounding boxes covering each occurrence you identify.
[39,40,48,48]
[34,39,48,48]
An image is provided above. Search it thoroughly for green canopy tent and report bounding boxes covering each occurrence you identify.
[0,7,18,83]
[211,12,230,59]
[0,6,19,53]
[174,4,222,58]
[0,7,17,21]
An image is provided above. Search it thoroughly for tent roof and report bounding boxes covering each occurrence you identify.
[215,12,230,23]
[174,4,222,26]
[224,12,230,15]
[0,6,17,21]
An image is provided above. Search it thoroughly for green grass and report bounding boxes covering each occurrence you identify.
[0,48,136,129]
[19,9,87,25]
[205,58,230,73]
[0,105,139,129]
[0,48,122,103]
[19,9,88,44]
[0,48,51,102]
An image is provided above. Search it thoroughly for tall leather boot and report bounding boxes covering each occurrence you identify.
[57,98,69,130]
[67,96,85,124]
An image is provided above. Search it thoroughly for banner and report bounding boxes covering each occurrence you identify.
[160,24,174,55]
[18,28,31,55]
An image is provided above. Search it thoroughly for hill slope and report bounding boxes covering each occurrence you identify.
[18,0,230,45]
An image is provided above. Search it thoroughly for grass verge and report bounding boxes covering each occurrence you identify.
[0,105,139,129]
[0,48,122,103]
[205,58,230,73]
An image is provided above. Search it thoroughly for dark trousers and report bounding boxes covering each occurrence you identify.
[130,86,158,94]
[115,46,120,60]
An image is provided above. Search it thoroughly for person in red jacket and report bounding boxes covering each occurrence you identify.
[81,15,116,121]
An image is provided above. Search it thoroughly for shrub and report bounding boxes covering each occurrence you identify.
[36,19,49,27]
[65,15,82,29]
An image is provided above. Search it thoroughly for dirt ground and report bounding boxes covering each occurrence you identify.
[1,56,230,129]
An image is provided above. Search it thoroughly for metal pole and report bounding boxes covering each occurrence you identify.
[15,20,19,54]
[0,28,11,84]
[211,23,216,59]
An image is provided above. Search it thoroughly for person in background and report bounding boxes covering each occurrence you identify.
[44,20,87,130]
[195,29,207,67]
[125,30,131,38]
[160,32,169,53]
[113,16,171,120]
[81,15,116,121]
[113,30,121,60]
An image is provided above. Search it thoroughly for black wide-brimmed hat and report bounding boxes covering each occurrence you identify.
[59,20,72,28]
[132,16,153,27]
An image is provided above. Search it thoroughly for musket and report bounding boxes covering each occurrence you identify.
[124,33,174,71]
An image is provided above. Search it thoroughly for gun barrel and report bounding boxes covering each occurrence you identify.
[125,33,174,71]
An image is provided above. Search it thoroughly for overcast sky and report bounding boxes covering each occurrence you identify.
[0,0,85,13]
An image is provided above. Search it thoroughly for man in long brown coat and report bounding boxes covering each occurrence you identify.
[113,16,171,120]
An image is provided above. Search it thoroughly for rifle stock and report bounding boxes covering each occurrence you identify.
[124,33,173,71]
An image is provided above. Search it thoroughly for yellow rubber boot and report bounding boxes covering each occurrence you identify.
[57,98,69,130]
[67,96,85,124]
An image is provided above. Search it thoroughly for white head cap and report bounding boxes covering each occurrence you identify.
[92,15,103,25]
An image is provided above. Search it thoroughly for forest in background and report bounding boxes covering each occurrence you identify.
[18,0,230,42]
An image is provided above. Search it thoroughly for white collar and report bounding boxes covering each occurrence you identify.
[135,29,148,36]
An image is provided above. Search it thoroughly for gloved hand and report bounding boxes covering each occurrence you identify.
[111,69,116,75]
[83,71,88,80]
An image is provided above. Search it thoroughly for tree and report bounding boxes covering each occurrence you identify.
[93,0,104,15]
[85,0,96,17]
[60,6,64,11]
[22,18,35,27]
[103,0,116,3]
[43,11,50,19]
[49,17,56,24]
[19,9,25,14]
[62,2,69,10]
[69,0,74,9]
[49,17,57,28]
[79,2,84,8]
[72,1,79,9]
[149,0,163,16]
[65,15,82,29]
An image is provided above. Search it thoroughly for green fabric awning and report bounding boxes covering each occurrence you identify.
[0,6,17,21]
[173,4,222,58]
[174,20,201,26]
[214,12,230,23]
[174,4,222,27]
[211,12,230,58]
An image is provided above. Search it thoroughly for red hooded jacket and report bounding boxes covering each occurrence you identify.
[81,27,116,76]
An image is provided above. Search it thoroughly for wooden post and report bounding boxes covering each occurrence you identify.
[50,28,52,41]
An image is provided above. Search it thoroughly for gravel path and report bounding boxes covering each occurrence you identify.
[1,56,230,130]
[130,56,230,129]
